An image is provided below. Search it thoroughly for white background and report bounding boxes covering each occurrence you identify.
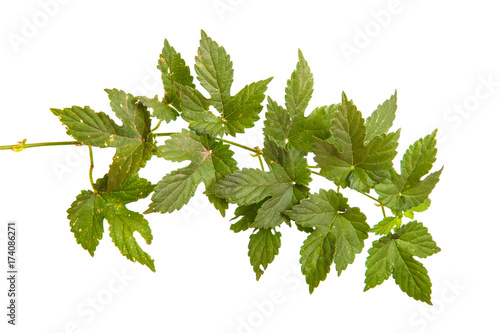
[1,0,499,332]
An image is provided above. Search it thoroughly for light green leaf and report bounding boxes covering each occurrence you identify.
[371,216,402,235]
[146,129,238,215]
[248,229,281,280]
[404,199,431,219]
[365,91,397,142]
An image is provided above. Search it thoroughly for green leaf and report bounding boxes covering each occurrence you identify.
[263,97,291,145]
[181,30,272,137]
[67,174,155,271]
[67,191,106,257]
[94,173,155,203]
[248,229,281,280]
[137,95,178,123]
[105,203,155,272]
[146,129,238,215]
[394,221,441,258]
[179,85,224,135]
[195,30,233,114]
[263,50,336,152]
[313,92,400,192]
[212,143,311,228]
[105,89,155,189]
[286,104,338,152]
[375,130,442,211]
[404,199,431,219]
[364,221,440,304]
[286,190,369,282]
[365,91,397,142]
[230,201,266,233]
[51,89,155,190]
[264,100,338,152]
[157,38,195,110]
[210,168,292,228]
[285,49,314,119]
[371,216,402,235]
[299,226,335,293]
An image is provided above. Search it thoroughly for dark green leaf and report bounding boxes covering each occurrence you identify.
[286,190,369,285]
[248,229,281,280]
[158,38,195,110]
[52,89,154,190]
[181,30,272,137]
[313,92,399,192]
[375,130,442,210]
[212,143,311,228]
[67,174,155,270]
[146,129,238,215]
[364,221,440,304]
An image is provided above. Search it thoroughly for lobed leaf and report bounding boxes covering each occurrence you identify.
[286,190,369,290]
[146,129,238,215]
[364,221,440,304]
[313,92,400,192]
[180,30,272,137]
[67,174,155,271]
[51,89,155,190]
[375,130,442,211]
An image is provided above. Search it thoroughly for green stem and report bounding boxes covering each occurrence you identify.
[151,120,162,132]
[217,138,258,153]
[154,132,259,154]
[360,191,388,218]
[310,170,322,176]
[154,132,177,137]
[360,192,383,205]
[88,146,95,191]
[0,140,81,151]
[257,154,265,171]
